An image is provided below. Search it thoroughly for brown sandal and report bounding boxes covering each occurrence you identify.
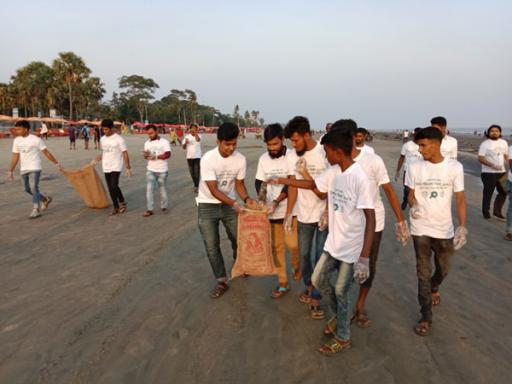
[119,202,127,213]
[143,210,154,217]
[109,208,119,216]
[319,337,352,356]
[271,286,290,299]
[353,312,371,328]
[310,305,325,320]
[299,288,312,304]
[210,282,229,299]
[323,317,337,335]
[414,320,431,336]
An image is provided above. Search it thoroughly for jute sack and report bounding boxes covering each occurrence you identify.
[232,208,276,278]
[63,164,110,209]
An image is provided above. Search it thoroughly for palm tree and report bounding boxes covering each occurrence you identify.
[52,52,91,120]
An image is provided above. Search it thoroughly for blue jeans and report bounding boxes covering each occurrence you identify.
[21,171,42,208]
[298,221,328,300]
[146,171,168,211]
[198,203,238,281]
[312,252,355,341]
[507,181,512,233]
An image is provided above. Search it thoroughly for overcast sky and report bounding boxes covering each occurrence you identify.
[2,0,511,130]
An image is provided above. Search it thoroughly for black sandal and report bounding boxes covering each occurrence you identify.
[210,282,229,299]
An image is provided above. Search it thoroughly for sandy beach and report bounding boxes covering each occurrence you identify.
[0,134,511,384]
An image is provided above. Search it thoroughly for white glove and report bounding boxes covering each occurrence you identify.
[295,158,307,174]
[318,209,328,231]
[410,204,423,219]
[395,220,410,246]
[354,257,370,284]
[284,214,293,234]
[453,226,468,250]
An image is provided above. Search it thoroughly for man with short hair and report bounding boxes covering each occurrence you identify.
[284,116,329,319]
[477,124,509,220]
[81,124,90,150]
[143,124,171,217]
[395,127,423,210]
[255,123,300,299]
[41,122,49,140]
[506,143,512,241]
[406,127,467,337]
[196,122,258,298]
[92,119,132,216]
[7,120,62,219]
[68,124,76,150]
[183,123,202,192]
[354,127,375,154]
[431,116,458,160]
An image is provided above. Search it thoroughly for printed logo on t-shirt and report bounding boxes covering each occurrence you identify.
[331,189,353,213]
[418,178,450,199]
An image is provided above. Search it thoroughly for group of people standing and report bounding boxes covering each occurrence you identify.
[6,115,510,356]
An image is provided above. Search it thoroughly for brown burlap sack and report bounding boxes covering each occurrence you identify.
[231,208,276,279]
[63,164,110,209]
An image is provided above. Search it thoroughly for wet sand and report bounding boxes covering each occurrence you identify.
[0,134,511,384]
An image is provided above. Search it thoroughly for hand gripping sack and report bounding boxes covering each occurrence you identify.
[231,208,277,278]
[63,164,110,208]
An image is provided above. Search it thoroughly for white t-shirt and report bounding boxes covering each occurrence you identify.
[403,130,409,138]
[478,138,508,173]
[509,146,512,182]
[12,134,47,173]
[405,159,464,239]
[41,123,48,134]
[287,143,329,223]
[184,133,202,159]
[255,151,292,220]
[144,137,171,173]
[400,140,423,172]
[196,148,246,204]
[315,163,375,263]
[357,144,375,154]
[101,133,127,173]
[441,135,458,160]
[354,151,390,232]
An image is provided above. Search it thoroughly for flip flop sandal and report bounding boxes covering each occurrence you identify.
[210,282,229,299]
[299,289,311,304]
[143,210,154,217]
[319,337,352,356]
[109,209,119,216]
[414,321,431,337]
[119,202,127,213]
[324,317,337,335]
[310,305,325,320]
[271,286,290,299]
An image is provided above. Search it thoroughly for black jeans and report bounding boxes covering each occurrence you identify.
[104,172,125,209]
[402,171,410,208]
[187,158,201,188]
[481,172,507,217]
[412,235,454,322]
[360,231,383,289]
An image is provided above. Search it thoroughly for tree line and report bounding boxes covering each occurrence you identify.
[0,52,264,127]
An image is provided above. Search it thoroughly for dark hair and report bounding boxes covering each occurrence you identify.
[101,119,114,129]
[217,122,239,141]
[328,119,358,137]
[413,127,422,135]
[15,120,30,130]
[189,123,198,129]
[415,126,443,142]
[284,116,310,138]
[264,123,284,142]
[356,127,368,136]
[145,124,157,131]
[430,116,447,127]
[320,122,354,156]
[485,124,502,138]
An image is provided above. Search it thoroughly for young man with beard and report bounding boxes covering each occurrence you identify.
[406,127,467,336]
[7,120,62,219]
[283,116,329,319]
[143,124,171,217]
[395,127,423,210]
[354,127,375,154]
[431,116,458,160]
[255,123,300,299]
[196,122,258,299]
[477,125,509,220]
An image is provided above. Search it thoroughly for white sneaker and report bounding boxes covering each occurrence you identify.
[41,196,53,211]
[29,209,41,219]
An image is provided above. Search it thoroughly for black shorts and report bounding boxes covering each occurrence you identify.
[69,137,76,143]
